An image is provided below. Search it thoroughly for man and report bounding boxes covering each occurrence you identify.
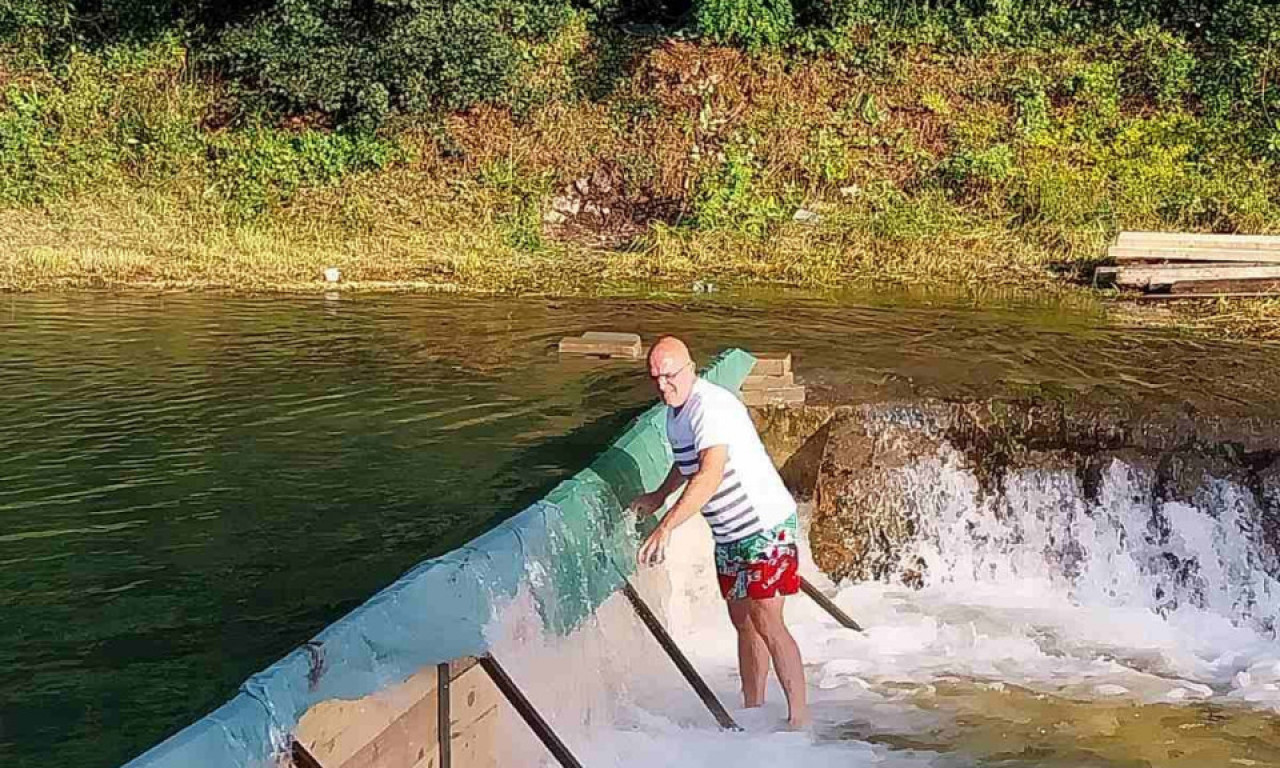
[632,336,809,729]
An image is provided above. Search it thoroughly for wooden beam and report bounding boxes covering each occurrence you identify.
[798,577,863,631]
[1113,265,1280,289]
[478,655,586,768]
[1109,247,1280,264]
[1117,231,1280,249]
[618,579,741,731]
[437,663,451,768]
[293,740,328,768]
[751,353,792,377]
[1170,279,1280,294]
[557,333,642,359]
[1126,292,1280,301]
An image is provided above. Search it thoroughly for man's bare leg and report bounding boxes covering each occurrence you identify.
[747,595,809,727]
[728,599,770,707]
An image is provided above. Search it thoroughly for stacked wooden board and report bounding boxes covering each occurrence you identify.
[1097,232,1280,298]
[739,353,806,407]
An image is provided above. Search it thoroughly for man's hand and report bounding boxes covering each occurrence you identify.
[637,524,671,567]
[629,490,665,520]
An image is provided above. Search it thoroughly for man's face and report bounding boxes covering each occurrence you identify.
[648,354,694,407]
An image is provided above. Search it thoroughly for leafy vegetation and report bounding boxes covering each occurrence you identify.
[3,0,1280,345]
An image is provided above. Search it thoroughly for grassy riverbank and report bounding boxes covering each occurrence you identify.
[4,10,1280,338]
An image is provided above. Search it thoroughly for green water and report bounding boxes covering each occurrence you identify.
[2,291,1278,768]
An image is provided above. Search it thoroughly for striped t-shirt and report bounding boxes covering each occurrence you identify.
[666,377,797,544]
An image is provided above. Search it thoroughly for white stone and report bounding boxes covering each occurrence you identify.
[323,267,341,283]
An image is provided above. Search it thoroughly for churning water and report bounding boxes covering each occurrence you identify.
[489,452,1280,766]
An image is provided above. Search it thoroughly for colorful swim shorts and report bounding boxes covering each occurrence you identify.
[714,514,800,601]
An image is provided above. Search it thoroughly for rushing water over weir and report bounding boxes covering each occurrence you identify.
[488,409,1280,768]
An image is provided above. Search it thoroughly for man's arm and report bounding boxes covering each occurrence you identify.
[631,464,685,520]
[637,445,727,564]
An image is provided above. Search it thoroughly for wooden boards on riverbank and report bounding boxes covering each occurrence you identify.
[1099,231,1280,298]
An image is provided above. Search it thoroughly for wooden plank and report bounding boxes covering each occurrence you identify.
[1171,279,1280,295]
[1127,292,1280,301]
[741,373,795,390]
[449,662,501,747]
[449,702,499,768]
[1113,265,1280,289]
[296,667,440,768]
[557,336,641,359]
[741,386,805,407]
[292,740,329,768]
[409,748,442,768]
[1109,247,1280,264]
[581,331,641,345]
[751,353,791,377]
[1117,231,1280,249]
[338,680,439,768]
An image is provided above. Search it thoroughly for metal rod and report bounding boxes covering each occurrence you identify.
[478,654,586,768]
[619,579,742,731]
[291,739,327,768]
[798,576,862,631]
[437,662,452,768]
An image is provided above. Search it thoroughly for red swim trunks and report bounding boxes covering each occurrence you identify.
[713,515,801,601]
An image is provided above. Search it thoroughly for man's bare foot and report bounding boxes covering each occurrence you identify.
[783,713,811,731]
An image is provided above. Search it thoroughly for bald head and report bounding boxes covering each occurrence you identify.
[648,336,691,370]
[647,335,697,407]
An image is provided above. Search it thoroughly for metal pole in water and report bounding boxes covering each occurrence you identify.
[290,739,327,768]
[618,578,742,731]
[478,654,587,768]
[437,662,452,768]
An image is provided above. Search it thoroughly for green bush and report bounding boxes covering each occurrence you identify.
[690,140,792,237]
[940,143,1016,198]
[1010,69,1050,137]
[213,0,575,131]
[1118,25,1194,110]
[0,39,203,204]
[207,128,396,222]
[476,157,551,252]
[695,0,794,52]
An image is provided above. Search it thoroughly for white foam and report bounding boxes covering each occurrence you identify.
[486,453,1280,765]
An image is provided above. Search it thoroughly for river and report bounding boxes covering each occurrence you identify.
[2,290,1279,768]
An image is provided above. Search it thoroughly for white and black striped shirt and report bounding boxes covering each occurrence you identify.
[666,378,796,544]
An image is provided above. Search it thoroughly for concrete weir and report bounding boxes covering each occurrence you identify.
[121,345,1280,768]
[121,349,773,768]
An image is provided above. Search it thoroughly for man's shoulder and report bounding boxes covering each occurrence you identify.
[689,378,748,416]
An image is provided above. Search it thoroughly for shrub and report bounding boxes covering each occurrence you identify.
[207,127,396,221]
[213,0,576,130]
[0,39,204,204]
[695,0,794,52]
[690,139,791,237]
